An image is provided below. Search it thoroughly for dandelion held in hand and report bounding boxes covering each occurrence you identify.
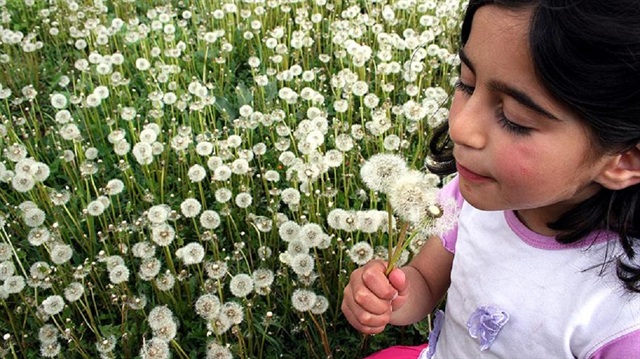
[359,154,448,275]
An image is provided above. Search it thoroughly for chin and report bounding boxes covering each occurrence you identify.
[459,191,505,212]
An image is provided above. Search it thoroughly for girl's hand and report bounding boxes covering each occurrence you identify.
[341,260,409,334]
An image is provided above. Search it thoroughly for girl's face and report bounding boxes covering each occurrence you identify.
[449,5,616,235]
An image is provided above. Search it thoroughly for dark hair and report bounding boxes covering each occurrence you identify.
[428,0,640,292]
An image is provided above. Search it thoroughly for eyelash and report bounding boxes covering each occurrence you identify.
[454,80,532,136]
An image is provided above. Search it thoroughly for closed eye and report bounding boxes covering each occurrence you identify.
[497,113,533,136]
[455,80,533,136]
[454,80,474,96]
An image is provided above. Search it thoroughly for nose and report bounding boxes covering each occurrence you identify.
[448,94,488,150]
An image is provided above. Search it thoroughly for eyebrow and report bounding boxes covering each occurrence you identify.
[458,49,560,121]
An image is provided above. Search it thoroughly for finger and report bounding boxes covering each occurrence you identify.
[343,280,393,320]
[341,298,387,335]
[361,261,398,301]
[388,267,408,296]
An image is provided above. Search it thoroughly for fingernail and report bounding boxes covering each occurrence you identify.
[391,292,398,301]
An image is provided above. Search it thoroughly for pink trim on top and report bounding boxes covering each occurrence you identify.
[589,327,640,359]
[504,210,613,250]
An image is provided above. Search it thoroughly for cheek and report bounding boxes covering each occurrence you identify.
[495,144,538,181]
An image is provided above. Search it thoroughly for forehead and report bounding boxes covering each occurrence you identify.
[465,6,573,116]
[466,5,533,68]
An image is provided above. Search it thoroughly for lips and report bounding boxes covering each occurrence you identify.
[456,163,492,182]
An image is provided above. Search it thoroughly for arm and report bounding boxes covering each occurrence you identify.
[341,235,454,334]
[390,235,453,326]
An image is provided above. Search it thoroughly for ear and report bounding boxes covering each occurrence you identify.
[595,144,640,190]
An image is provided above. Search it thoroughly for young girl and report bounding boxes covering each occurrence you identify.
[341,1,640,358]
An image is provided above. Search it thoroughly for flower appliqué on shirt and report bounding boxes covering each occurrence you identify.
[425,310,445,359]
[466,305,509,351]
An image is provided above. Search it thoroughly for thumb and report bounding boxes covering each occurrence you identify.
[387,267,408,297]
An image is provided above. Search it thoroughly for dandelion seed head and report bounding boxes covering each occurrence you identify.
[155,272,175,292]
[30,261,51,279]
[11,173,35,193]
[290,253,314,276]
[349,242,374,266]
[229,273,253,298]
[222,301,244,325]
[195,294,221,320]
[396,249,410,267]
[234,192,252,208]
[257,246,272,260]
[5,143,28,162]
[300,223,325,248]
[287,239,309,256]
[205,260,228,280]
[230,158,250,175]
[95,335,117,354]
[334,134,354,152]
[356,210,382,234]
[339,210,359,232]
[133,142,154,165]
[147,205,170,224]
[360,154,409,193]
[151,223,175,246]
[263,170,280,182]
[63,282,85,302]
[135,58,151,71]
[0,261,15,281]
[104,179,125,196]
[208,312,232,335]
[213,165,232,181]
[113,139,131,156]
[132,241,156,259]
[139,257,162,280]
[152,320,177,342]
[311,295,330,315]
[176,242,205,265]
[50,93,68,109]
[207,156,223,171]
[180,198,202,218]
[4,275,25,294]
[195,141,214,156]
[148,305,175,330]
[139,337,170,359]
[252,268,274,288]
[280,187,300,205]
[41,295,64,315]
[40,341,61,358]
[15,157,36,175]
[200,210,221,229]
[0,243,11,261]
[23,207,45,227]
[291,289,316,312]
[50,244,73,265]
[109,264,130,284]
[27,227,50,246]
[387,171,439,224]
[38,324,59,344]
[206,341,233,359]
[86,200,106,216]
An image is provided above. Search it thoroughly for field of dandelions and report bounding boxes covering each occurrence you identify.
[0,0,464,357]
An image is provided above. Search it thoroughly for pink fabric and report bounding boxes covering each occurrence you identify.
[364,344,428,359]
[589,328,640,359]
[438,176,464,253]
